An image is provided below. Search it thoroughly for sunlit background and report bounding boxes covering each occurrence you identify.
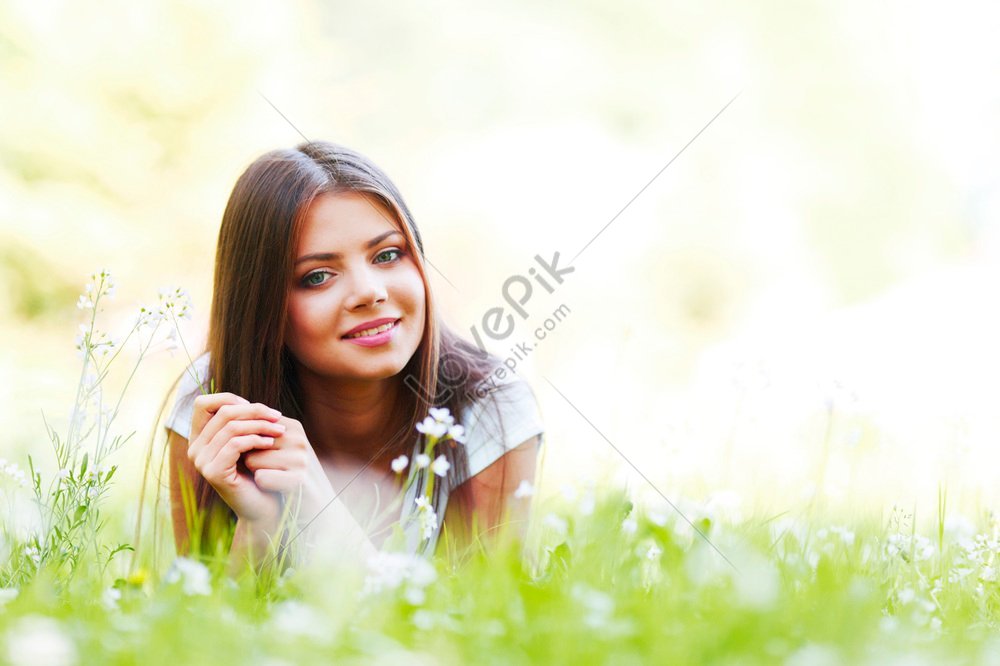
[2,0,999,536]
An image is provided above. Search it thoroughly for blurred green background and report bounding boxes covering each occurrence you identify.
[1,0,998,530]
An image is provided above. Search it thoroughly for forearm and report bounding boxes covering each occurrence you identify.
[227,492,380,577]
[227,516,284,578]
[294,494,379,568]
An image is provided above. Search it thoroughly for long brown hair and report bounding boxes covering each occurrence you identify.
[188,141,505,548]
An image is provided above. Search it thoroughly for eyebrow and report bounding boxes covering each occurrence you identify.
[294,230,404,266]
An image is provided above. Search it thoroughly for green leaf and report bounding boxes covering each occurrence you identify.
[550,541,572,573]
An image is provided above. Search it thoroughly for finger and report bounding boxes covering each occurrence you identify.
[253,468,302,494]
[197,420,285,469]
[243,449,296,473]
[200,434,276,482]
[196,402,283,454]
[191,392,250,438]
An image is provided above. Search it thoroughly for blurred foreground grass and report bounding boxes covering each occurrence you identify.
[4,487,1000,664]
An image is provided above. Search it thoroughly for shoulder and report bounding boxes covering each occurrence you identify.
[457,372,544,479]
[180,352,212,393]
[164,352,212,440]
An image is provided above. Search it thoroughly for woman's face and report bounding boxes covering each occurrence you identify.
[285,191,426,383]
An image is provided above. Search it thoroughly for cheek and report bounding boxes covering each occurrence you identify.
[285,298,316,346]
[403,275,426,320]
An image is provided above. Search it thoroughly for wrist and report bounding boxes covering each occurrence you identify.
[298,478,336,519]
[241,510,283,538]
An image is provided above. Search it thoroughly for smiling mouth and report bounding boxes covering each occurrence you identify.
[342,319,401,339]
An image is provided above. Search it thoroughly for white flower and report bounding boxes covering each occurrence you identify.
[0,587,19,607]
[164,327,179,355]
[415,453,431,469]
[412,609,435,630]
[1,461,29,488]
[785,644,840,666]
[646,544,662,560]
[420,508,439,541]
[362,552,437,600]
[57,469,70,480]
[404,586,426,605]
[102,587,121,610]
[648,511,668,527]
[428,407,454,425]
[268,601,330,642]
[76,295,93,310]
[136,304,163,329]
[431,455,450,477]
[138,286,194,329]
[447,424,466,443]
[164,557,212,596]
[621,517,638,534]
[413,496,438,540]
[885,533,935,562]
[571,584,615,629]
[543,513,567,536]
[4,615,77,666]
[513,479,534,499]
[158,286,193,320]
[560,484,578,502]
[23,544,41,566]
[73,326,88,358]
[391,455,409,474]
[829,525,855,546]
[416,417,448,439]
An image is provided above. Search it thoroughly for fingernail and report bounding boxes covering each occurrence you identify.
[274,424,286,432]
[263,436,275,445]
[270,409,282,418]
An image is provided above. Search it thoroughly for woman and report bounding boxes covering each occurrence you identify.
[164,141,543,573]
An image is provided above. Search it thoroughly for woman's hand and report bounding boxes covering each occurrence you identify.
[188,393,287,526]
[242,416,337,523]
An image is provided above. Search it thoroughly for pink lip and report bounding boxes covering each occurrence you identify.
[342,319,400,347]
[342,317,399,337]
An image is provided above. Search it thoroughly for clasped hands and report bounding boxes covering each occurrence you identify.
[187,392,337,533]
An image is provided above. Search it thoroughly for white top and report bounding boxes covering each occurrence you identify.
[165,353,545,554]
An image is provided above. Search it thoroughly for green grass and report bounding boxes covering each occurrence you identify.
[4,488,1000,664]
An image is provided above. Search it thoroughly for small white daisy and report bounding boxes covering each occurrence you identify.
[431,455,450,477]
[391,455,409,474]
[428,407,454,425]
[416,416,448,439]
[447,424,467,443]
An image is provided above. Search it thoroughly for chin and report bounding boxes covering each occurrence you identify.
[340,352,414,381]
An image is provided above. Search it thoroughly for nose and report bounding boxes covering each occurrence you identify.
[344,265,388,311]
